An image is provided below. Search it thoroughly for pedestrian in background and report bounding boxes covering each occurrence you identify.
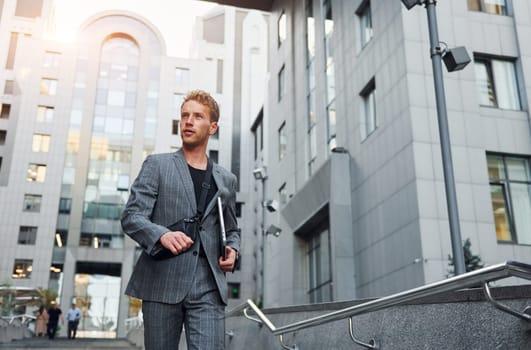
[35,305,48,337]
[66,302,82,339]
[47,302,63,339]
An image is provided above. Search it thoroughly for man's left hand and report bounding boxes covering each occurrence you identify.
[218,247,237,272]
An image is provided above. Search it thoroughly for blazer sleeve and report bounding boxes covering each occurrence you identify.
[121,155,170,255]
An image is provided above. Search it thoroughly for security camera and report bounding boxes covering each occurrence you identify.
[265,199,279,213]
[266,224,282,237]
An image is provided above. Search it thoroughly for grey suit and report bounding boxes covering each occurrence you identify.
[121,150,240,349]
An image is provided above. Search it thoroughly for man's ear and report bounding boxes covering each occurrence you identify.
[209,121,219,135]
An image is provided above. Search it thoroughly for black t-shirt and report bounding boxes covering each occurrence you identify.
[188,164,217,215]
[48,307,62,324]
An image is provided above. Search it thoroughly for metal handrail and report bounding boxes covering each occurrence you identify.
[239,261,531,336]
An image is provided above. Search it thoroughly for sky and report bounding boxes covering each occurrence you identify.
[53,0,218,58]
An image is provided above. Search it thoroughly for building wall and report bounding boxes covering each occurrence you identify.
[261,0,531,307]
[0,0,262,336]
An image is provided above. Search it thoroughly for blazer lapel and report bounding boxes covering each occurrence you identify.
[202,164,222,220]
[173,150,197,212]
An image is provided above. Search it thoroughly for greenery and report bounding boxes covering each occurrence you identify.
[0,282,16,317]
[448,238,484,277]
[30,288,58,309]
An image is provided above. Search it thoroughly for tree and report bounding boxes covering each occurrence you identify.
[0,282,16,316]
[448,238,484,277]
[30,288,58,309]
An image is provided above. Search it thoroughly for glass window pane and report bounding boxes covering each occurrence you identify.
[491,59,520,110]
[360,4,373,48]
[278,11,287,46]
[511,183,531,245]
[467,0,481,11]
[27,164,46,182]
[490,184,512,242]
[12,259,33,279]
[506,158,530,181]
[475,61,496,107]
[37,106,54,123]
[487,155,505,180]
[1,104,11,119]
[23,194,42,212]
[484,0,507,15]
[365,90,376,136]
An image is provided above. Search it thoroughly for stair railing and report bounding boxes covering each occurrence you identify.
[228,260,531,350]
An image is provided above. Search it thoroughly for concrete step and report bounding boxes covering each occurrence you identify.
[0,337,141,349]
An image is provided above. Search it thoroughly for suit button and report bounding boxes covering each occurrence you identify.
[193,251,198,256]
[199,226,203,231]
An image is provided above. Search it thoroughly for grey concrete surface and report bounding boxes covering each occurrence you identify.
[225,286,531,350]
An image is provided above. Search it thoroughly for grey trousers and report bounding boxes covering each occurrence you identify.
[142,256,225,350]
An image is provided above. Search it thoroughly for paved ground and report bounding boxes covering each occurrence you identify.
[0,337,141,349]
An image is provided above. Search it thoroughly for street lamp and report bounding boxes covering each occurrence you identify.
[401,0,467,275]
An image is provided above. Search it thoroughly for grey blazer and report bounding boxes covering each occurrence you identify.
[121,150,240,305]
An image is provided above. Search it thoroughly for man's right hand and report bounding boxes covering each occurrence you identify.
[160,231,194,255]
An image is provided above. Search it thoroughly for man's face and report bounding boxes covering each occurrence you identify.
[180,100,218,148]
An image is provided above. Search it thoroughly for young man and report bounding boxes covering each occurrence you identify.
[121,90,240,349]
[66,303,81,339]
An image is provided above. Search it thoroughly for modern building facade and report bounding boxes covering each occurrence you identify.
[0,0,268,337]
[214,0,531,307]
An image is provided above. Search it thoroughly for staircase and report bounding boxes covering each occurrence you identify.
[0,337,141,349]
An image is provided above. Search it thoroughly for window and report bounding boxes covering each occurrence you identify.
[108,90,125,106]
[279,182,287,206]
[174,93,184,110]
[26,163,46,182]
[117,175,129,191]
[18,226,37,245]
[172,120,179,135]
[357,1,373,48]
[278,65,286,101]
[43,51,60,68]
[12,259,33,279]
[278,122,286,161]
[468,0,507,15]
[278,10,287,47]
[1,104,11,119]
[0,130,6,145]
[23,194,42,212]
[59,198,72,214]
[474,56,520,110]
[55,230,68,247]
[32,134,50,152]
[307,222,332,303]
[175,68,190,88]
[40,78,58,95]
[487,154,531,245]
[79,232,123,249]
[15,0,43,18]
[228,282,240,299]
[37,105,54,122]
[209,150,218,163]
[235,202,242,218]
[6,33,18,69]
[323,0,336,147]
[4,80,14,94]
[360,78,376,139]
[306,0,317,176]
[251,109,264,160]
